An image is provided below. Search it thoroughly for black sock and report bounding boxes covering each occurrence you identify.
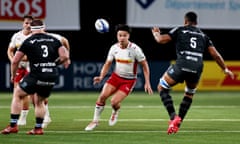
[179,96,192,121]
[35,117,44,129]
[160,89,176,120]
[10,114,20,127]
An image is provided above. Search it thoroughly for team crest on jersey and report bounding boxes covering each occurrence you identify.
[128,52,133,58]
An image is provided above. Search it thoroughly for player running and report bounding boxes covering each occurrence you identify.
[85,24,153,131]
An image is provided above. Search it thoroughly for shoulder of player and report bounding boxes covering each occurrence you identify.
[10,30,23,38]
[128,42,142,51]
[23,33,57,44]
[46,33,62,40]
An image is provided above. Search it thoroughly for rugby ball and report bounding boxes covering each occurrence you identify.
[95,18,109,33]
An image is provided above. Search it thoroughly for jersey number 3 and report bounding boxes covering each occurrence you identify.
[41,45,48,57]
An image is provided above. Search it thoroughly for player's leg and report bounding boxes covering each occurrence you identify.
[18,95,30,125]
[158,78,182,134]
[1,85,28,134]
[158,74,177,120]
[178,76,199,121]
[42,98,52,128]
[14,66,30,126]
[158,67,183,134]
[108,78,136,126]
[27,93,45,135]
[108,90,127,126]
[85,83,117,131]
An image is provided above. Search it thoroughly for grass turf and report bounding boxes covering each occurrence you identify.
[0,91,240,144]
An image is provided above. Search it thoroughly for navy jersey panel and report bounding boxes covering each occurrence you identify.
[168,26,214,72]
[18,33,62,80]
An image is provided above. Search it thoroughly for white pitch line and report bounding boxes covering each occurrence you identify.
[0,105,239,109]
[74,118,240,122]
[16,130,240,134]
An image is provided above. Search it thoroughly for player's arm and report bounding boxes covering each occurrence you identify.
[7,46,15,62]
[93,60,112,85]
[208,46,234,79]
[61,36,70,51]
[60,36,71,64]
[57,46,70,69]
[11,51,25,82]
[152,27,172,44]
[139,60,153,95]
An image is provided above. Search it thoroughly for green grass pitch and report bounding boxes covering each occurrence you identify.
[0,91,240,144]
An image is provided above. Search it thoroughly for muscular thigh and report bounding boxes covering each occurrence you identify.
[111,90,128,104]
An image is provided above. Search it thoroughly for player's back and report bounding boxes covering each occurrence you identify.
[19,33,62,79]
[170,25,210,71]
[23,33,60,62]
[174,26,207,55]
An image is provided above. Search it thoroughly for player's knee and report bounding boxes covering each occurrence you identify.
[185,86,196,97]
[159,78,170,90]
[98,94,109,103]
[110,98,117,106]
[110,99,120,110]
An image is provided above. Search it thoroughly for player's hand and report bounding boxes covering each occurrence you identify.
[63,59,71,69]
[93,76,103,85]
[10,75,15,83]
[152,27,161,34]
[224,68,234,79]
[144,83,153,95]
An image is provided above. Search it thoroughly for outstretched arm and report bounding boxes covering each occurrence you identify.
[151,27,172,44]
[208,46,234,79]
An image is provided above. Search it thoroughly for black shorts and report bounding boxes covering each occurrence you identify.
[19,74,57,98]
[166,64,202,83]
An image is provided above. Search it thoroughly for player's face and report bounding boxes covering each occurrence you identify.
[22,18,33,32]
[117,30,130,47]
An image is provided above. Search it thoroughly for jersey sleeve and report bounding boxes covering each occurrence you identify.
[17,40,29,54]
[8,33,17,48]
[134,44,146,62]
[205,35,214,47]
[168,26,180,40]
[106,45,115,61]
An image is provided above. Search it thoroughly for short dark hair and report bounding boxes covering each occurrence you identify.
[115,24,132,34]
[23,15,34,21]
[185,11,197,24]
[30,19,44,26]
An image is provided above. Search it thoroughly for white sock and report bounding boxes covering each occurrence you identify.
[112,109,119,115]
[19,110,29,120]
[93,104,104,122]
[44,104,50,118]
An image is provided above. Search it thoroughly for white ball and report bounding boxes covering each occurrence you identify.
[95,18,109,33]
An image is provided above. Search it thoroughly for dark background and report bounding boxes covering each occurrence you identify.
[0,0,239,62]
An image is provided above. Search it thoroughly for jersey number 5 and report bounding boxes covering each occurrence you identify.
[190,37,197,49]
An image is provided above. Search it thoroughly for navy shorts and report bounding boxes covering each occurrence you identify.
[166,64,202,83]
[19,74,57,98]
